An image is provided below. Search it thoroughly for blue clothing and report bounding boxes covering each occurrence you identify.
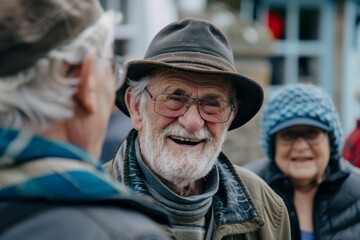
[301,230,314,240]
[0,128,124,200]
[0,128,170,240]
[246,158,360,240]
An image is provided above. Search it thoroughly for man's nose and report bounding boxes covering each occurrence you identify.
[178,104,205,132]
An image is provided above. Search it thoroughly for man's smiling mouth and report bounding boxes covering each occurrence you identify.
[169,136,205,146]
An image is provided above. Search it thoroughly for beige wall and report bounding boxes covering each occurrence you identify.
[222,58,271,166]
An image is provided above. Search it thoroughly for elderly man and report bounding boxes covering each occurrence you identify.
[105,18,291,239]
[0,0,169,239]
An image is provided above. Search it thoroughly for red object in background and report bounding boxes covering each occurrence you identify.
[342,119,360,168]
[267,10,284,39]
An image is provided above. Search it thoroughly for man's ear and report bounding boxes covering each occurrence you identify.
[125,88,143,130]
[228,104,238,129]
[232,105,238,120]
[74,50,97,114]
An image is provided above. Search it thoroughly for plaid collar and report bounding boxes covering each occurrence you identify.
[0,128,127,201]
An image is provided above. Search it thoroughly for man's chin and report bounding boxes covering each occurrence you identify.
[156,158,206,178]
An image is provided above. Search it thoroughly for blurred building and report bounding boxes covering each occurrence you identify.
[103,0,360,165]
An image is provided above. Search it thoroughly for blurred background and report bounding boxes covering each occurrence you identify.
[99,0,360,165]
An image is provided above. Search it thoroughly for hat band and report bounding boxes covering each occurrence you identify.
[147,52,237,73]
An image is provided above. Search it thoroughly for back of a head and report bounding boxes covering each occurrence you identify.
[0,0,102,76]
[261,83,343,163]
[0,0,117,131]
[0,2,172,239]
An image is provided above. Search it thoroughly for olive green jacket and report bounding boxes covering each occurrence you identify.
[229,165,291,239]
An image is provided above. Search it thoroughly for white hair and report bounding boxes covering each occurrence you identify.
[0,11,120,131]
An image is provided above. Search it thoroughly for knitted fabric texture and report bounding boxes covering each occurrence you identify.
[261,83,343,162]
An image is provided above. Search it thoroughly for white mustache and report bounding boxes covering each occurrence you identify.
[161,124,213,141]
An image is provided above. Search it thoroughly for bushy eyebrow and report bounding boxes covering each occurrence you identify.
[170,88,187,95]
[163,85,229,101]
[169,90,226,101]
[201,93,227,101]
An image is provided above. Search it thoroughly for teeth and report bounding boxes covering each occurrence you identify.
[171,136,201,142]
[291,157,313,161]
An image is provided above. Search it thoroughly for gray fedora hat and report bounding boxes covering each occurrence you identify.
[115,18,264,130]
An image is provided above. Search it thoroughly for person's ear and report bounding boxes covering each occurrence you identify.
[74,50,97,114]
[125,88,143,130]
[228,104,238,128]
[232,105,238,120]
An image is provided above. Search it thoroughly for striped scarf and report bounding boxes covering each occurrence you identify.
[0,128,128,201]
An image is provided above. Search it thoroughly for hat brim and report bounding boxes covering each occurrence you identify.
[115,60,264,131]
[269,118,331,135]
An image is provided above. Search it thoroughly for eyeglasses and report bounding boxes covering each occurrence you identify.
[67,56,125,90]
[144,88,234,123]
[276,128,327,146]
[105,56,125,90]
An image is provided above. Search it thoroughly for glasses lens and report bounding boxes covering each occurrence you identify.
[277,131,297,145]
[199,99,231,122]
[155,94,187,117]
[304,129,324,144]
[110,56,125,89]
[277,128,325,145]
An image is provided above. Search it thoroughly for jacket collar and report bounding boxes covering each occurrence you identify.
[261,159,350,191]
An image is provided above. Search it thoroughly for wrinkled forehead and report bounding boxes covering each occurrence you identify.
[150,69,234,93]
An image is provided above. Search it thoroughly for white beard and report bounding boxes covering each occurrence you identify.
[139,110,228,188]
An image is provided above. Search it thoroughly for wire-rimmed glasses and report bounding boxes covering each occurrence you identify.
[144,88,234,123]
[105,56,125,90]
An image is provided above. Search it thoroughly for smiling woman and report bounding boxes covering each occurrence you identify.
[245,83,360,240]
[274,125,330,190]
